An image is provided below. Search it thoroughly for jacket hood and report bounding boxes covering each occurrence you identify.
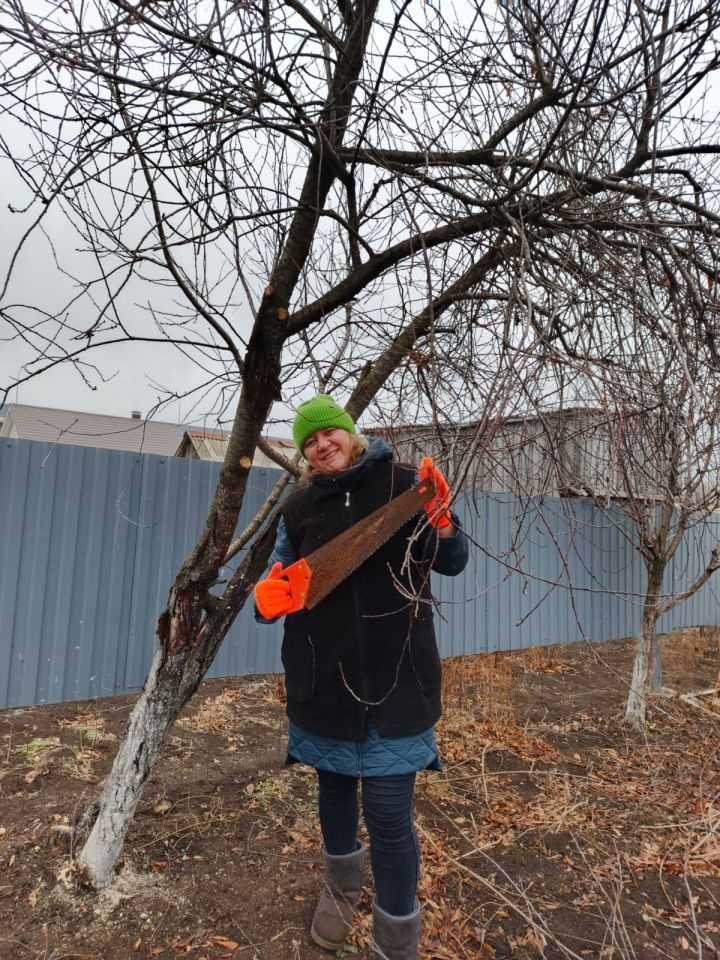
[362,436,393,463]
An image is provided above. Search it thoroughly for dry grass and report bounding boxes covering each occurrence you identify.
[412,637,719,958]
[2,632,718,960]
[441,651,519,728]
[660,625,720,684]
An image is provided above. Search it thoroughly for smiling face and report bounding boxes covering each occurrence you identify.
[303,427,354,475]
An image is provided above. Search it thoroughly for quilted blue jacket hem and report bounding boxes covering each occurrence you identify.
[286,719,442,777]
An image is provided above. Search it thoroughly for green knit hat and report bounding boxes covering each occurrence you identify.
[292,394,357,453]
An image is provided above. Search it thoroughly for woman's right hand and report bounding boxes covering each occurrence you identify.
[255,562,295,619]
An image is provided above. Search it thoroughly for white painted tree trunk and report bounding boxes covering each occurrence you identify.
[625,568,663,731]
[76,516,276,888]
[79,649,187,887]
[625,620,653,730]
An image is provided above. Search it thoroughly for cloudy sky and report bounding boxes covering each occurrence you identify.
[0,142,261,428]
[0,182,234,425]
[1,10,718,430]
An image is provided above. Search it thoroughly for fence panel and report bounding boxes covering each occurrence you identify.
[1,439,718,708]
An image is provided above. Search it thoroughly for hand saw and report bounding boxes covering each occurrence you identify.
[279,478,437,611]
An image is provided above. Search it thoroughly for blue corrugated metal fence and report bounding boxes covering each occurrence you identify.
[1,439,718,708]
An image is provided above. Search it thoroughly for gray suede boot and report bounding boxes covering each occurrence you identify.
[310,843,366,951]
[371,897,421,960]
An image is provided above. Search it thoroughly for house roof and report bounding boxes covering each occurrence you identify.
[1,403,183,456]
[175,429,295,463]
[366,405,605,437]
[0,403,296,464]
[176,429,231,461]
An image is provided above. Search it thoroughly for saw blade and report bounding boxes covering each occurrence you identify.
[303,479,436,610]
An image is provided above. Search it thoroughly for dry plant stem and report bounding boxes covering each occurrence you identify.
[416,821,587,960]
[682,855,706,959]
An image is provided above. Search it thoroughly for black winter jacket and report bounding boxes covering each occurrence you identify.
[280,449,467,740]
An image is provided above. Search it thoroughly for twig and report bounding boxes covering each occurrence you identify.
[416,821,587,960]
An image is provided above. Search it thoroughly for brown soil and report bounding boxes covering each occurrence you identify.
[1,630,719,960]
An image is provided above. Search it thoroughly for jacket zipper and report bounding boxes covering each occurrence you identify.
[346,489,370,721]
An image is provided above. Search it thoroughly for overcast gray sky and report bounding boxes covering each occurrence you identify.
[1,11,718,430]
[0,180,237,424]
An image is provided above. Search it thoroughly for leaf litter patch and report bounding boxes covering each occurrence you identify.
[0,629,718,959]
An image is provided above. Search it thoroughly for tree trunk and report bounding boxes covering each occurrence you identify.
[651,630,664,692]
[75,0,381,886]
[78,516,279,887]
[79,649,189,886]
[625,563,665,731]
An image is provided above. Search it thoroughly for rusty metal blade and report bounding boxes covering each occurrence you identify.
[304,479,435,610]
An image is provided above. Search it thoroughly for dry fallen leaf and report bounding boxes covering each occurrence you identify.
[24,768,45,784]
[213,936,239,951]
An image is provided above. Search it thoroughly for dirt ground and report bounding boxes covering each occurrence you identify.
[1,630,719,960]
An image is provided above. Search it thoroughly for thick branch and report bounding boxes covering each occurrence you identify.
[658,544,720,616]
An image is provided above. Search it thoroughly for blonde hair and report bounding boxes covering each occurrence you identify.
[349,434,370,463]
[300,433,369,480]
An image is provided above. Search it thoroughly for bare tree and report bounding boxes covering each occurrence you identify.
[1,0,719,885]
[508,234,720,731]
[511,240,720,734]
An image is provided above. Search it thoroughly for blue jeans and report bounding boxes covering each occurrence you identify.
[317,769,420,917]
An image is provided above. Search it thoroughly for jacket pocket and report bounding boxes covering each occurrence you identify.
[408,619,441,695]
[281,631,316,704]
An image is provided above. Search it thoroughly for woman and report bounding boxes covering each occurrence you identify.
[255,394,469,960]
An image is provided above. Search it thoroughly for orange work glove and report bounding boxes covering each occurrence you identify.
[255,562,296,619]
[418,456,452,529]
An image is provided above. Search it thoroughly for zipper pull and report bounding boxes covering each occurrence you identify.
[345,491,350,507]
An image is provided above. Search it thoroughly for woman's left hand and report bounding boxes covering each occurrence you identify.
[255,562,296,619]
[418,456,452,530]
